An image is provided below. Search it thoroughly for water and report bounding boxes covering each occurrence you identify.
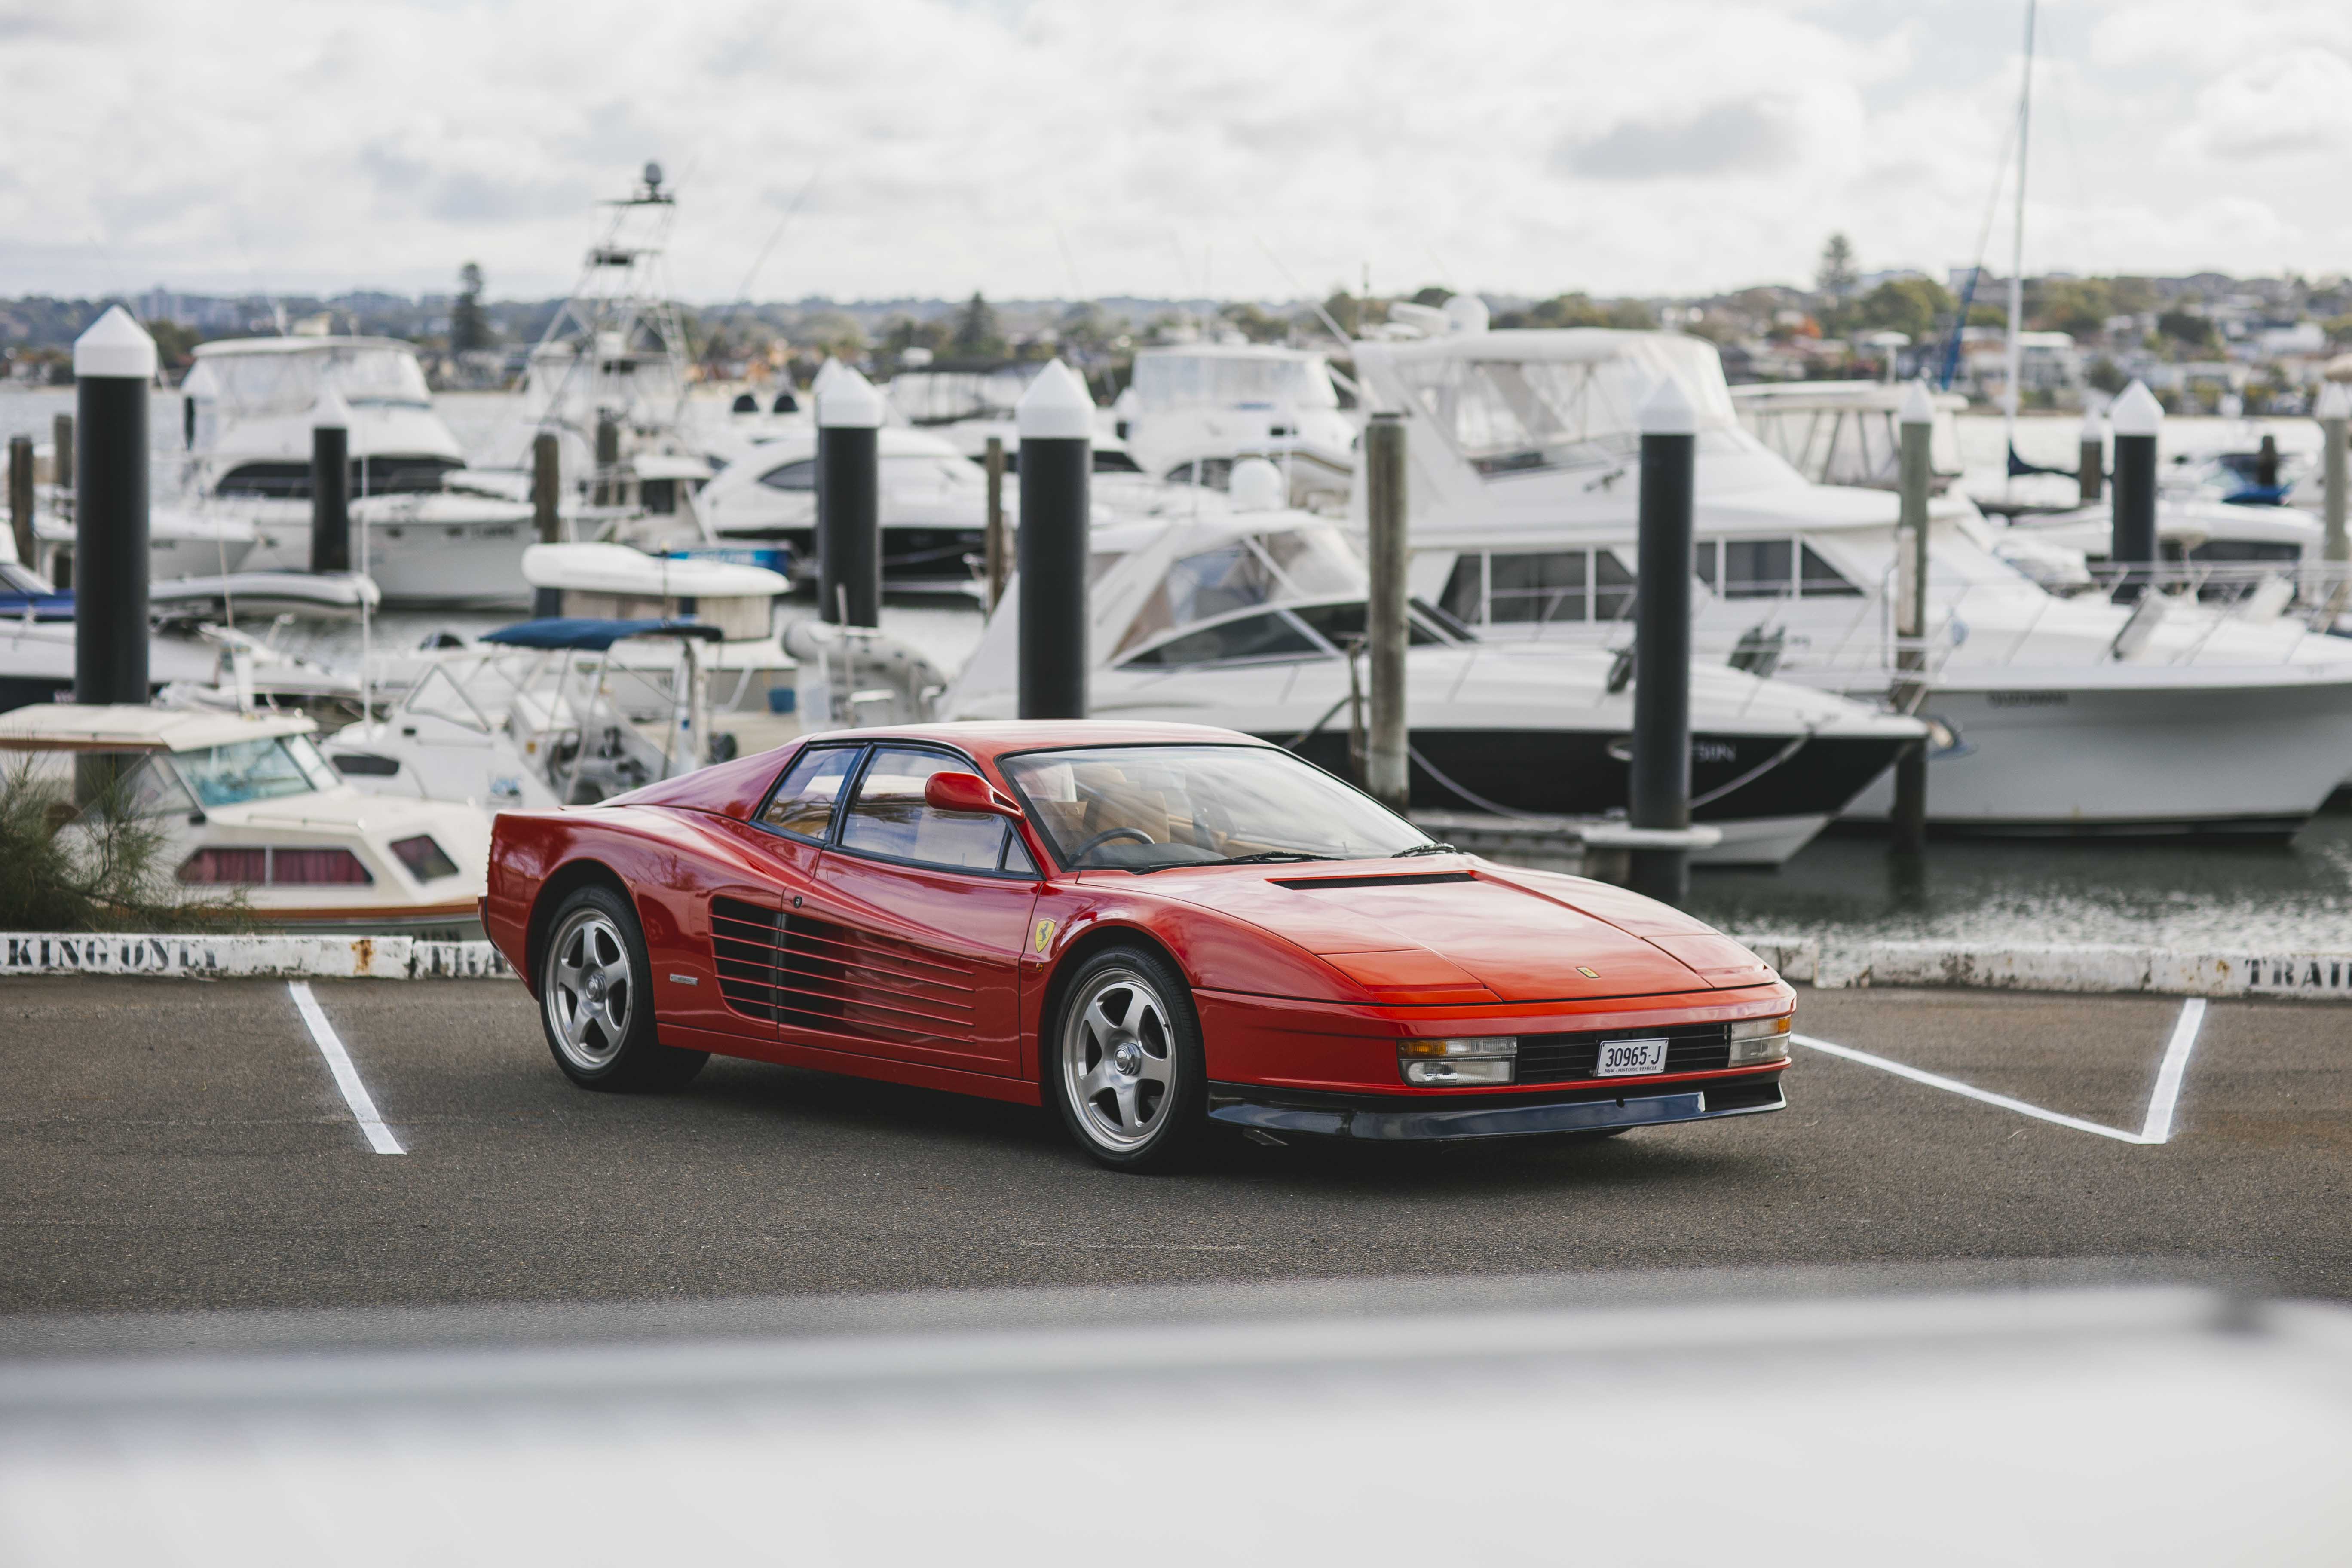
[1684,812,2352,950]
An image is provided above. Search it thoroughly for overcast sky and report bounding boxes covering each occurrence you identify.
[4,0,2348,306]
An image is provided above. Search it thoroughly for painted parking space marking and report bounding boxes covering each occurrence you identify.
[287,981,404,1155]
[1794,997,2208,1148]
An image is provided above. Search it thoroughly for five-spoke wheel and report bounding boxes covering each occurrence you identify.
[536,884,706,1092]
[1051,946,1204,1170]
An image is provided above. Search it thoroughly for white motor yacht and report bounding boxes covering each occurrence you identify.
[34,336,541,609]
[1115,341,1358,511]
[1348,322,2352,837]
[0,704,488,934]
[944,462,1923,867]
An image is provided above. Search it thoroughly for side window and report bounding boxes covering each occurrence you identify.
[759,747,860,840]
[1721,539,1795,598]
[1799,543,1864,598]
[758,459,817,492]
[1438,554,1485,625]
[1122,610,1317,668]
[999,832,1039,876]
[1489,551,1588,624]
[1594,550,1635,620]
[839,747,1007,871]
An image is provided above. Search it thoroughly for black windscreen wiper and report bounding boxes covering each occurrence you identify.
[1211,851,1343,866]
[1390,842,1460,858]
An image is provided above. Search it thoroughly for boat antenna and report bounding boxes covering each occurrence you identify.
[731,169,821,305]
[1253,237,1354,351]
[1937,103,2020,392]
[2001,0,2037,490]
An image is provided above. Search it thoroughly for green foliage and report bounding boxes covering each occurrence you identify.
[881,315,951,357]
[1408,285,1452,307]
[1816,233,1859,302]
[1855,277,1955,342]
[1218,302,1291,343]
[1494,293,1608,330]
[2157,309,2219,354]
[0,758,238,932]
[146,319,202,369]
[952,291,1004,359]
[451,261,492,354]
[2086,356,2128,394]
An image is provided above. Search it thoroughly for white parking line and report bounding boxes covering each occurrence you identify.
[1795,1002,2211,1148]
[287,981,405,1155]
[2139,998,2207,1145]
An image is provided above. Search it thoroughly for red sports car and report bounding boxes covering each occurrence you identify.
[483,722,1794,1170]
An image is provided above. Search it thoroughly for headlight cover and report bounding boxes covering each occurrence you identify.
[1728,1014,1793,1066]
[1399,1036,1516,1086]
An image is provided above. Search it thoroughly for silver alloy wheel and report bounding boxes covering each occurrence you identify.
[546,907,635,1071]
[1061,965,1177,1152]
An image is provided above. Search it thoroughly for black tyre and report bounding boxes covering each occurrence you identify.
[1047,945,1207,1172]
[538,885,707,1093]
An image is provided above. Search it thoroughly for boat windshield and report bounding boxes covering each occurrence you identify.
[1396,336,1740,475]
[175,735,341,808]
[1112,527,1364,658]
[1002,744,1427,872]
[1130,353,1339,411]
[200,346,433,417]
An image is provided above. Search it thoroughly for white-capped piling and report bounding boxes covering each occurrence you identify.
[2077,400,2103,506]
[2318,381,2349,566]
[1015,360,1094,720]
[816,366,884,628]
[308,386,352,575]
[6,436,31,568]
[1363,411,1409,812]
[72,307,156,705]
[2108,380,2162,603]
[1891,380,1935,856]
[1629,377,1696,905]
[984,435,1008,610]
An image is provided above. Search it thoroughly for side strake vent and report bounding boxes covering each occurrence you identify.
[1269,872,1477,891]
[710,896,977,1048]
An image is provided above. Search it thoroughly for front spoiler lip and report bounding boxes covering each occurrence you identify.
[1206,1078,1785,1142]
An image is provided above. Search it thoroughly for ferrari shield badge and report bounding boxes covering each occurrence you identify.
[1577,965,1600,979]
[1032,918,1058,955]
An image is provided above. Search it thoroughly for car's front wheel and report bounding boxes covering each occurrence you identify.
[1049,945,1207,1172]
[539,885,707,1093]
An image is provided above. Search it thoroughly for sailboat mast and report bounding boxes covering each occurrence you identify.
[2003,0,2036,470]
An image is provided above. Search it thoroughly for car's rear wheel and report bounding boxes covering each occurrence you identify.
[539,885,706,1093]
[1050,946,1206,1172]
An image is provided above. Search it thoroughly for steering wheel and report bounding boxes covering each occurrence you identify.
[1071,826,1155,863]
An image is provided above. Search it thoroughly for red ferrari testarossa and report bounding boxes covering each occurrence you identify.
[483,722,1794,1170]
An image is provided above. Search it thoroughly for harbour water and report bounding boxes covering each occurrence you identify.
[7,386,2348,952]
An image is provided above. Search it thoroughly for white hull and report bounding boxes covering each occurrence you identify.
[1693,813,1833,867]
[242,506,536,609]
[1833,668,2352,833]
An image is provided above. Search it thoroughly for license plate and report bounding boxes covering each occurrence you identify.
[1594,1038,1669,1078]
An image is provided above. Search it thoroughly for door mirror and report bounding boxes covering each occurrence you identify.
[923,770,1023,818]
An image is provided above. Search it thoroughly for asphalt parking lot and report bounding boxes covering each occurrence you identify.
[2,976,2347,1325]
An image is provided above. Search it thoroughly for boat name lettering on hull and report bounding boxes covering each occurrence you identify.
[1986,692,2069,707]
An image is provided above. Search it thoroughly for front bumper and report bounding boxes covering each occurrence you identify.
[1206,1072,1785,1142]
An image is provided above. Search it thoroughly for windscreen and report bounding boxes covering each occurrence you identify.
[1002,744,1428,871]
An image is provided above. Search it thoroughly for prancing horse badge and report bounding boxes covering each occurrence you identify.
[1577,965,1600,979]
[1032,918,1058,955]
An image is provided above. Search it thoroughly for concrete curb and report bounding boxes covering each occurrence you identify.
[1733,937,2352,1002]
[0,934,512,980]
[3,932,2346,1001]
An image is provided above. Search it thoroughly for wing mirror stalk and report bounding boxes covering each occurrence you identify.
[924,771,1024,818]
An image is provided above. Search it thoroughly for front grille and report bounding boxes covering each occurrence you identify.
[710,896,977,1048]
[1514,1021,1732,1084]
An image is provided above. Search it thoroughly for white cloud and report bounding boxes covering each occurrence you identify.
[0,0,2343,304]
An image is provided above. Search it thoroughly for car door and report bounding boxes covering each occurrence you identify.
[794,744,1040,1076]
[669,743,864,1044]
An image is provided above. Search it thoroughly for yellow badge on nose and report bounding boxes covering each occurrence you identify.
[1033,918,1058,955]
[1577,965,1600,979]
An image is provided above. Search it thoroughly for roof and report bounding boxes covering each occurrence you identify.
[190,336,420,359]
[519,542,789,599]
[0,703,316,752]
[799,720,1274,760]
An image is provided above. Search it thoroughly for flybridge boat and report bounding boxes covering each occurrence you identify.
[0,704,487,934]
[32,335,540,609]
[1731,381,1969,493]
[1115,341,1358,511]
[944,462,1922,866]
[1348,323,2352,837]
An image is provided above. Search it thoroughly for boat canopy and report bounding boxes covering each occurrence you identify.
[187,337,433,418]
[520,542,789,599]
[481,618,726,652]
[1128,346,1339,412]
